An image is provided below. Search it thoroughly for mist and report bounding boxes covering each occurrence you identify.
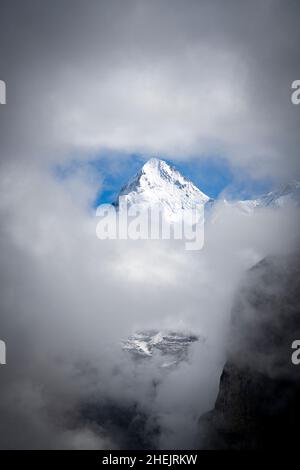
[0,160,298,449]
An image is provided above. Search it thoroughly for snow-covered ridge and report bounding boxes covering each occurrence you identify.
[122,329,201,368]
[229,181,300,214]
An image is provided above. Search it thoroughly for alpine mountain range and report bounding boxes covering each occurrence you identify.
[113,157,300,221]
[112,158,300,366]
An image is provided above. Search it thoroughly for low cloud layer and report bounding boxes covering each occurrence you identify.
[0,162,299,448]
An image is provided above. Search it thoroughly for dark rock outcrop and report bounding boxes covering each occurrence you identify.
[199,253,300,449]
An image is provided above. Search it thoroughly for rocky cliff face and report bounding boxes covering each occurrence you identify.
[199,253,300,449]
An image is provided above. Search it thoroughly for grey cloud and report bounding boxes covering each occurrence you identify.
[0,0,299,180]
[0,159,299,448]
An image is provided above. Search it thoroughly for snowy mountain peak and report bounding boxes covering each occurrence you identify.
[120,157,202,194]
[142,157,165,171]
[115,158,211,221]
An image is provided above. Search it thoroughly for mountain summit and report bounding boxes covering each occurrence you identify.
[115,158,211,221]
